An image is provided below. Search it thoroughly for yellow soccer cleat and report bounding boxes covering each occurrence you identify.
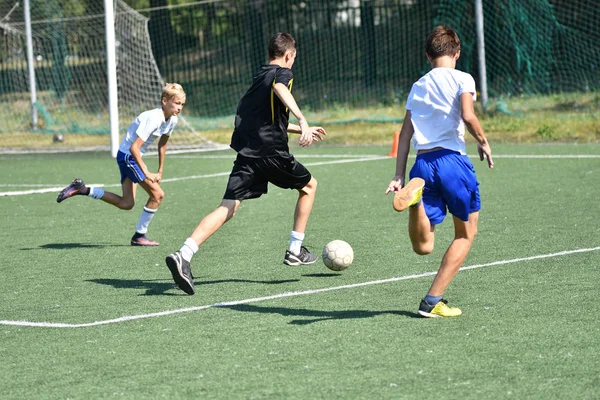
[393,177,425,212]
[418,299,462,318]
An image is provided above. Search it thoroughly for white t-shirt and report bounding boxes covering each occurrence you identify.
[406,68,476,155]
[119,108,178,156]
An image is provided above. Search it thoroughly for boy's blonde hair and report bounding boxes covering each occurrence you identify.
[426,25,461,59]
[162,83,186,100]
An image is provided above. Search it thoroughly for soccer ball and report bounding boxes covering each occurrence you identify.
[322,240,353,271]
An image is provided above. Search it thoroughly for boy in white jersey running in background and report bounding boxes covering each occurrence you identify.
[56,83,186,247]
[385,26,494,318]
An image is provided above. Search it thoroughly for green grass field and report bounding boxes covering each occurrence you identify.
[1,143,599,399]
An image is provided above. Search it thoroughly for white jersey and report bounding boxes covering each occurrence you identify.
[406,68,476,155]
[119,108,178,156]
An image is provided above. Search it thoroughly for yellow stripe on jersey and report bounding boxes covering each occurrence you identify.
[286,78,294,113]
[271,77,276,124]
[272,77,294,122]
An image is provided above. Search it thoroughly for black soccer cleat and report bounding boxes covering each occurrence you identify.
[283,246,318,266]
[166,251,195,295]
[56,178,86,203]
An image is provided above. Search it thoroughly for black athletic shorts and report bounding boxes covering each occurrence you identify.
[223,153,312,200]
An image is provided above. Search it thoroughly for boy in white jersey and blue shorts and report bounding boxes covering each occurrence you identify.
[385,26,494,318]
[56,83,186,247]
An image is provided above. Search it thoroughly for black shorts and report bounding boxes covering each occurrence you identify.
[223,153,312,200]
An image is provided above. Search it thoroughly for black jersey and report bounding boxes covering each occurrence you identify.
[230,65,294,158]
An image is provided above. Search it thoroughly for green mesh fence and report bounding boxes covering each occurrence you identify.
[0,0,598,150]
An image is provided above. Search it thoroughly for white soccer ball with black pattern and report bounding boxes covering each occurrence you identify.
[322,240,354,271]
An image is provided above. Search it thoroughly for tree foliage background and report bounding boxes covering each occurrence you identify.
[1,0,598,118]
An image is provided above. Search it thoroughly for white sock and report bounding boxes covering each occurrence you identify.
[87,187,104,199]
[180,237,198,262]
[135,206,157,235]
[289,230,305,255]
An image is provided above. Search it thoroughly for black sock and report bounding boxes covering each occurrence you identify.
[132,232,144,239]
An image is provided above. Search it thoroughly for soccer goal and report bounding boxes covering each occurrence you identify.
[0,0,227,154]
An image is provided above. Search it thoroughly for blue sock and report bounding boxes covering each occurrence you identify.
[425,294,442,305]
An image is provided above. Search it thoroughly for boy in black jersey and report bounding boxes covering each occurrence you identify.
[165,32,326,295]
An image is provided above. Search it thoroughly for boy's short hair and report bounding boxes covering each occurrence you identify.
[162,83,186,100]
[426,25,461,59]
[268,32,296,60]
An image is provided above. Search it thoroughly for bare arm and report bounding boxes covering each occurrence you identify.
[287,122,301,133]
[461,93,494,168]
[273,83,326,146]
[130,137,160,183]
[155,134,170,183]
[385,110,414,194]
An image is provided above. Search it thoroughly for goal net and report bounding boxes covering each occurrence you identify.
[0,0,226,153]
[1,0,598,151]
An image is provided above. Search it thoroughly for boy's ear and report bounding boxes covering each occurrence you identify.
[454,50,461,60]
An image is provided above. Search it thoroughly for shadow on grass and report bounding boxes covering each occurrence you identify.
[220,303,421,324]
[88,278,181,296]
[88,277,300,296]
[302,273,342,277]
[21,243,127,250]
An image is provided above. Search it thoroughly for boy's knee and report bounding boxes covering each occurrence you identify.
[220,200,240,221]
[469,227,478,241]
[301,177,318,195]
[120,201,135,211]
[413,242,434,255]
[153,190,165,204]
[226,206,237,220]
[457,226,477,242]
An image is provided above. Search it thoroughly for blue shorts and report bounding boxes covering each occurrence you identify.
[116,151,146,184]
[409,149,480,225]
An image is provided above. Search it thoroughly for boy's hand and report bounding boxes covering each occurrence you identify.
[477,142,494,168]
[298,121,326,147]
[385,177,404,195]
[146,172,161,184]
[311,127,327,142]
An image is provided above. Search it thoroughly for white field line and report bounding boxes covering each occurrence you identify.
[0,154,600,197]
[0,156,386,196]
[170,153,385,159]
[1,153,598,196]
[170,153,600,159]
[1,246,598,328]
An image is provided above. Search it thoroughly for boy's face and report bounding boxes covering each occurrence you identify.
[162,95,186,118]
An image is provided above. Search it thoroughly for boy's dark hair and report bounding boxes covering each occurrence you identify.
[426,25,461,59]
[268,32,296,60]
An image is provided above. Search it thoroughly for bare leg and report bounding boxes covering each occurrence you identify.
[138,179,165,209]
[427,212,479,296]
[292,177,318,233]
[190,199,242,246]
[408,202,435,255]
[99,178,137,210]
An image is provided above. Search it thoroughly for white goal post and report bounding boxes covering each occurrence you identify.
[105,0,120,157]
